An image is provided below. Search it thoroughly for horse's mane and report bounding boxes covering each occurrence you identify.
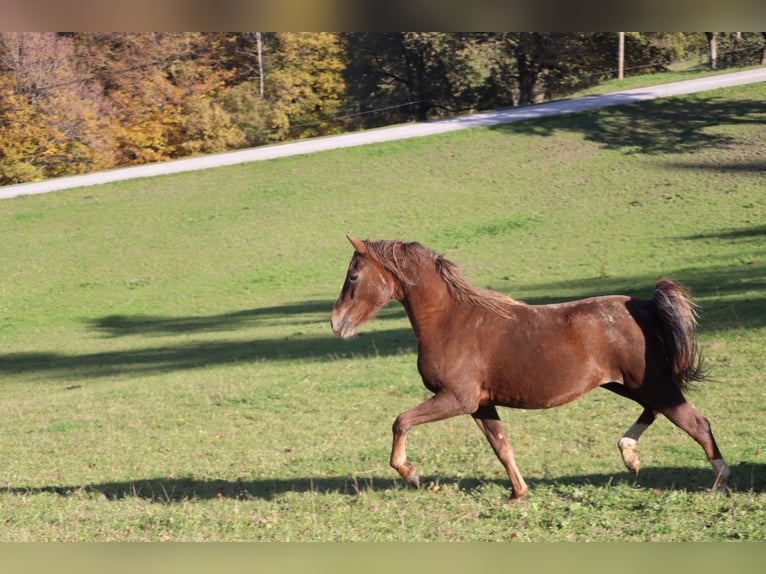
[362,240,520,318]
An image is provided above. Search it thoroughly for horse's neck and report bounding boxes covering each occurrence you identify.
[399,270,454,336]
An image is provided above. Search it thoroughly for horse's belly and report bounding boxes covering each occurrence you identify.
[493,381,601,409]
[487,349,623,409]
[490,378,603,409]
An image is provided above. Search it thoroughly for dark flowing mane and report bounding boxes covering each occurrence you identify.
[362,239,520,318]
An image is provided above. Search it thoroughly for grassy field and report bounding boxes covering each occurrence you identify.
[572,62,764,97]
[0,80,764,541]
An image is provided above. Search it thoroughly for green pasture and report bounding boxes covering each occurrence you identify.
[0,81,764,541]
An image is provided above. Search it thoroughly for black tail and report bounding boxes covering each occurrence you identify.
[652,279,706,393]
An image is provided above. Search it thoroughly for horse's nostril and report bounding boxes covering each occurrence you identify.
[330,313,343,336]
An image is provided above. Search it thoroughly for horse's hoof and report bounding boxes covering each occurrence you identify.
[618,437,640,475]
[711,460,731,495]
[711,479,731,496]
[403,463,420,488]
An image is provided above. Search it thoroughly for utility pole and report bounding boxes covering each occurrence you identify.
[618,32,625,80]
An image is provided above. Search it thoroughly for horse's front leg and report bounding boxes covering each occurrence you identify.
[472,405,528,501]
[390,392,468,488]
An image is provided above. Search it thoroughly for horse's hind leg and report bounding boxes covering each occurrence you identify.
[472,405,528,501]
[601,383,657,476]
[660,400,731,493]
[617,408,657,476]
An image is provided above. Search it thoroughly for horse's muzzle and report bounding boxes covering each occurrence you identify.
[330,312,354,338]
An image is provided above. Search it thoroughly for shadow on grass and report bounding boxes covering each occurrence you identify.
[0,300,415,379]
[489,94,766,156]
[86,300,346,338]
[8,462,764,503]
[0,327,416,380]
[0,276,762,380]
[0,224,763,379]
[509,232,766,333]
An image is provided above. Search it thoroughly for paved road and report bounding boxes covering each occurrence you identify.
[2,67,765,201]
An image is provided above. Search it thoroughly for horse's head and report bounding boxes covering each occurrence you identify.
[330,236,399,338]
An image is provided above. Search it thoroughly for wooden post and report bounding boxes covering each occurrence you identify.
[618,32,625,80]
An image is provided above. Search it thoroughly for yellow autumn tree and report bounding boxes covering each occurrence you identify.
[77,33,244,164]
[265,32,347,141]
[0,74,57,184]
[0,32,117,184]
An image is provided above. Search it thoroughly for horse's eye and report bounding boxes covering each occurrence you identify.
[349,274,359,283]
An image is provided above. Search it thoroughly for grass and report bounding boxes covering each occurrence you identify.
[0,80,764,541]
[570,59,764,97]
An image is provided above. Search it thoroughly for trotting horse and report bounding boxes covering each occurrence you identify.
[329,236,731,500]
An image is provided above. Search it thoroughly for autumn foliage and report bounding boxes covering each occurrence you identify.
[0,32,347,184]
[1,32,763,185]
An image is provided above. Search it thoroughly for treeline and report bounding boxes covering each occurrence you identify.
[1,32,764,185]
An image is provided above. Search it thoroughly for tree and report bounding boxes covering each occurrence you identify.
[0,74,56,183]
[706,32,718,69]
[342,33,675,125]
[220,32,266,94]
[263,32,347,140]
[74,33,243,163]
[0,32,116,183]
[342,33,500,124]
[499,33,671,105]
[3,32,757,185]
[701,32,766,70]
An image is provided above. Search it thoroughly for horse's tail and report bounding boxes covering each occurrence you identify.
[652,279,706,393]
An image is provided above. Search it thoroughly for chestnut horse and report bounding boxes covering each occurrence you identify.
[330,236,731,500]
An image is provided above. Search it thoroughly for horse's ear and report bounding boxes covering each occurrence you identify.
[347,235,367,255]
